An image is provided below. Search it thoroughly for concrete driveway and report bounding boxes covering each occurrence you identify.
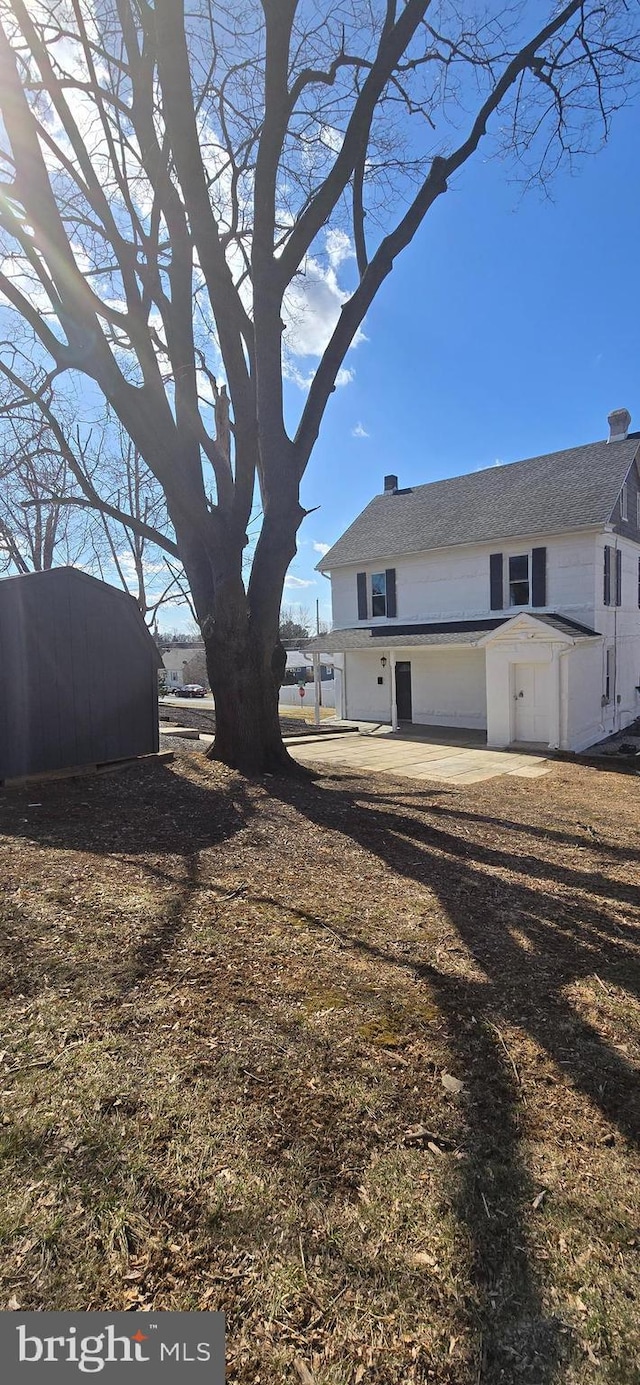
[289,726,551,785]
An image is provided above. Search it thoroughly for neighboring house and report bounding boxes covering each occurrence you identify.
[310,408,640,753]
[0,567,162,780]
[160,642,206,689]
[283,649,334,683]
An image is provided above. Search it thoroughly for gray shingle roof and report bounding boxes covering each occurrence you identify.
[307,612,599,653]
[318,436,640,570]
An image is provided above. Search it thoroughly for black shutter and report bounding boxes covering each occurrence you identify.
[615,548,622,606]
[357,571,368,620]
[603,545,611,606]
[489,553,504,610]
[531,547,546,606]
[385,568,397,618]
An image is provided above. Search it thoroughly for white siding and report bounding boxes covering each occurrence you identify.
[563,641,608,752]
[345,652,392,722]
[594,533,640,737]
[408,649,486,729]
[330,530,598,631]
[345,647,486,728]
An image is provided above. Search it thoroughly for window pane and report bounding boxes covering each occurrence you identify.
[372,593,386,617]
[371,573,386,596]
[509,554,528,581]
[509,580,529,606]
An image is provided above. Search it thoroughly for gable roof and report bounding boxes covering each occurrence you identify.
[318,436,640,570]
[0,566,163,668]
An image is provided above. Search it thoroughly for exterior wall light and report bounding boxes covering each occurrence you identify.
[380,655,387,669]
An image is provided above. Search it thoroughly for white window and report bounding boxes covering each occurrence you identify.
[508,554,529,606]
[371,572,387,617]
[620,483,628,521]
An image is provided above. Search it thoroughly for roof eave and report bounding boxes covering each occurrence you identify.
[319,522,607,572]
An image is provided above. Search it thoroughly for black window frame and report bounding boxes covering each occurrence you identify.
[604,545,611,606]
[615,547,622,607]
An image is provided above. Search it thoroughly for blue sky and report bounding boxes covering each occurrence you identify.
[276,98,640,631]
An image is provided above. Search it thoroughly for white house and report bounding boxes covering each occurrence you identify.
[309,408,640,753]
[160,642,206,688]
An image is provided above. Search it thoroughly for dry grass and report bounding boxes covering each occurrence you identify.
[0,752,638,1384]
[277,704,336,722]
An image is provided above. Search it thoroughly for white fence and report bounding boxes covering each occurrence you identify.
[279,682,336,708]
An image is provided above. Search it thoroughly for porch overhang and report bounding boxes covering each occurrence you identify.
[307,611,600,655]
[476,612,601,647]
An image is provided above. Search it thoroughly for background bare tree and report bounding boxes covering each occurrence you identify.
[0,0,637,771]
[0,353,192,621]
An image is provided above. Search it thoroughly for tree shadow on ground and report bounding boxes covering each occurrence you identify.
[265,768,640,1382]
[0,760,254,997]
[2,757,638,1380]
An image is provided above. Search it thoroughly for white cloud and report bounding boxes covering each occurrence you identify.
[284,574,316,589]
[326,228,353,270]
[282,228,363,389]
[313,542,330,555]
[351,422,369,438]
[284,261,350,358]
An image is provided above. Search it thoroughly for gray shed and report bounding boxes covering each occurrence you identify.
[0,567,162,781]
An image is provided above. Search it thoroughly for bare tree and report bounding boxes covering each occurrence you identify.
[0,0,637,772]
[0,354,192,621]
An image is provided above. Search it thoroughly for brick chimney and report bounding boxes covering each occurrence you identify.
[384,474,398,493]
[607,408,631,443]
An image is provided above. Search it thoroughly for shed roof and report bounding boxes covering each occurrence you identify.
[318,436,640,569]
[0,567,163,668]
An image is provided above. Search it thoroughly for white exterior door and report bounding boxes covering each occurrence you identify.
[512,663,550,743]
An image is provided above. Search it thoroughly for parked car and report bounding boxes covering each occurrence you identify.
[179,683,207,698]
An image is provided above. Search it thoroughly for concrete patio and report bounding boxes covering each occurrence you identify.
[289,724,552,785]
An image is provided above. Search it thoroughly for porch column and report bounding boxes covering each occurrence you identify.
[389,650,398,731]
[549,646,561,750]
[313,652,321,728]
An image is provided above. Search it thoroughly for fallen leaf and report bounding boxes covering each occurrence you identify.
[7,1295,20,1311]
[427,1141,444,1157]
[441,1073,464,1094]
[412,1251,437,1268]
[574,1294,589,1314]
[532,1190,547,1210]
[293,1358,316,1384]
[404,1124,442,1144]
[355,1369,366,1384]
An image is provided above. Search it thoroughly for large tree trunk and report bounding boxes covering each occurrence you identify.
[204,620,296,776]
[176,487,304,777]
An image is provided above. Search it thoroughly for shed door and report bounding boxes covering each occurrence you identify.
[395,661,413,722]
[512,663,549,743]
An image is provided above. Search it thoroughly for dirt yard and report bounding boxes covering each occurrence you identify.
[0,752,638,1384]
